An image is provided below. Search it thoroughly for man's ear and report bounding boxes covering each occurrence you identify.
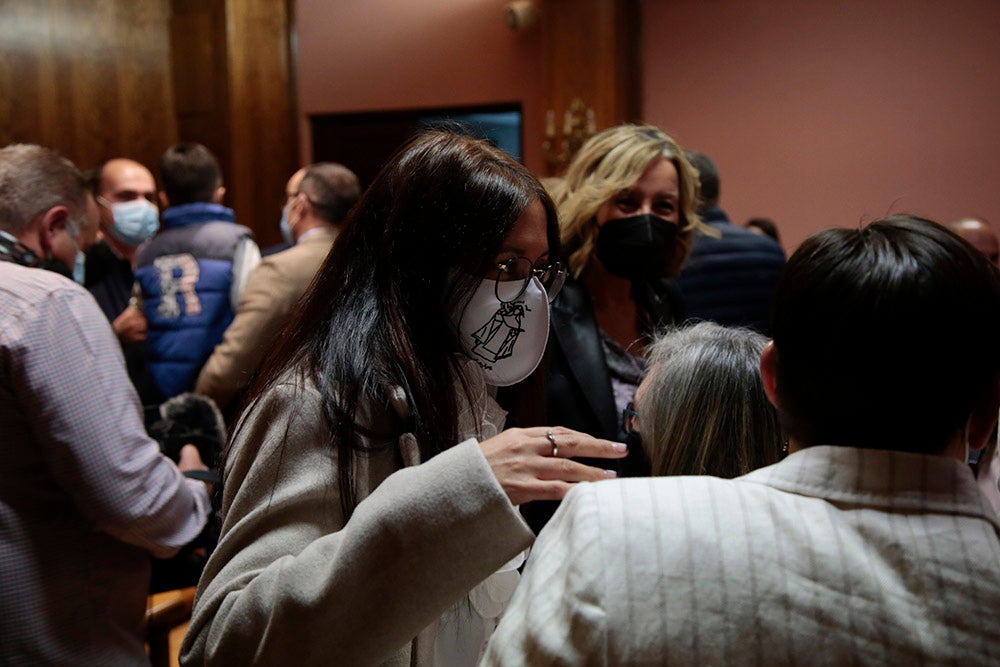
[158,191,170,210]
[760,341,780,410]
[212,185,226,204]
[292,193,309,218]
[38,206,70,254]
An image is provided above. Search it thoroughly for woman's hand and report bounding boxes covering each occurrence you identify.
[480,426,628,506]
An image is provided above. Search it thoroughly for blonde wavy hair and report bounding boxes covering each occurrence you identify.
[549,124,711,278]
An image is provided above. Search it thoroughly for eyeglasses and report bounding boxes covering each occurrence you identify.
[622,401,639,434]
[494,256,567,303]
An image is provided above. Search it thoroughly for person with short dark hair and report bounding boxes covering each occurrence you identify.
[0,144,211,664]
[135,142,260,401]
[84,157,160,403]
[157,142,225,205]
[195,162,361,414]
[677,150,786,334]
[486,215,1000,665]
[745,216,782,245]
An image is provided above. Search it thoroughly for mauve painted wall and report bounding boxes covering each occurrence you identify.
[295,1,999,252]
[643,0,1000,252]
[294,0,543,169]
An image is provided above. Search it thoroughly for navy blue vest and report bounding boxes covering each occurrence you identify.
[135,203,253,400]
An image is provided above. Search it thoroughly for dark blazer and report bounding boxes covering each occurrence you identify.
[547,278,619,442]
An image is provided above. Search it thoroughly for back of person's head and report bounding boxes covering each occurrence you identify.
[771,214,1000,454]
[684,150,720,207]
[158,142,222,205]
[297,162,361,225]
[553,124,703,276]
[948,216,999,267]
[82,163,103,198]
[248,129,558,515]
[638,322,782,477]
[0,143,88,237]
[746,217,781,243]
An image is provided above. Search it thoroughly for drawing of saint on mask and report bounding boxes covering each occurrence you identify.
[470,300,529,367]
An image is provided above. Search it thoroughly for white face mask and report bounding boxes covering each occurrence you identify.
[456,275,549,387]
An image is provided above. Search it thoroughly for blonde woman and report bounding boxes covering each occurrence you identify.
[630,322,783,478]
[524,125,713,531]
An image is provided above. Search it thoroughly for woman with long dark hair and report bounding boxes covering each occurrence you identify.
[180,130,626,666]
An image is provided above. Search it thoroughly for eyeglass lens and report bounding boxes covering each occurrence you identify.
[494,257,567,303]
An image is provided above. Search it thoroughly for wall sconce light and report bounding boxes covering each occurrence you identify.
[542,98,597,174]
[505,1,538,31]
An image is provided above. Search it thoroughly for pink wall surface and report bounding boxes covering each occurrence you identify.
[294,0,544,169]
[643,0,1000,252]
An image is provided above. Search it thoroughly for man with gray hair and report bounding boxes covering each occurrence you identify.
[0,144,211,664]
[196,162,361,414]
[0,143,97,281]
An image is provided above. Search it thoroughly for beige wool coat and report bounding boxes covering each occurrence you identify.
[181,365,534,665]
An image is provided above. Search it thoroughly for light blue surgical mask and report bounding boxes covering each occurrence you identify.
[101,197,160,246]
[279,205,294,246]
[73,248,86,284]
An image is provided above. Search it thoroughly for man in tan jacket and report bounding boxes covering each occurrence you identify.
[196,163,360,415]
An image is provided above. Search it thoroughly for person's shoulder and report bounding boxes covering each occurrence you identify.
[566,475,742,518]
[0,262,91,306]
[550,275,590,315]
[689,221,785,263]
[714,222,783,251]
[250,240,329,290]
[0,265,108,347]
[271,234,334,263]
[228,366,324,459]
[576,476,779,552]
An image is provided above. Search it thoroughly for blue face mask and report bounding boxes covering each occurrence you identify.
[73,247,86,284]
[106,198,160,246]
[279,207,294,246]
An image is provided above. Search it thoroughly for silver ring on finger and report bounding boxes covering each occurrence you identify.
[546,429,558,457]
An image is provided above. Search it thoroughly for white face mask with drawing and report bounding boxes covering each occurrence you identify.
[456,275,550,387]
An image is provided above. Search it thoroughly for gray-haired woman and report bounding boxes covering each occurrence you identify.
[629,322,784,478]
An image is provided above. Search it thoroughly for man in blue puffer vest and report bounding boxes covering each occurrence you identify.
[135,143,260,402]
[677,150,786,335]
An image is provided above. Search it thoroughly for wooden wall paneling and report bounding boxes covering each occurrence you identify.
[223,0,298,248]
[3,0,305,242]
[68,0,123,167]
[110,0,177,171]
[539,0,642,175]
[0,1,176,173]
[169,0,232,191]
[0,2,51,147]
